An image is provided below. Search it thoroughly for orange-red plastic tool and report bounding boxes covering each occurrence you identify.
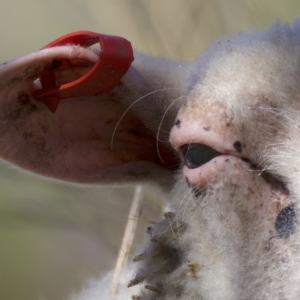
[33,31,134,113]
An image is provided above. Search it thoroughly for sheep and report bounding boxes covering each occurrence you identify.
[1,19,300,299]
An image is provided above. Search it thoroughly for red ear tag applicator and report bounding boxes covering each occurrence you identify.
[33,31,134,113]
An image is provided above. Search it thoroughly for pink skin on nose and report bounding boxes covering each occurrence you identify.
[170,107,243,187]
[169,106,291,224]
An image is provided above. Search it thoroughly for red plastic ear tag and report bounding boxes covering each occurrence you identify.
[33,31,134,113]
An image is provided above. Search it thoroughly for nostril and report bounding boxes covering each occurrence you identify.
[180,143,222,169]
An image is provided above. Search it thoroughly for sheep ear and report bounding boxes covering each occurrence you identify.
[0,45,183,187]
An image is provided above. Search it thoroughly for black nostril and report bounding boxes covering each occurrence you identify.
[275,205,296,239]
[180,143,222,169]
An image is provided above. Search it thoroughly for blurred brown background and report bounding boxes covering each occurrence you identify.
[0,1,299,299]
